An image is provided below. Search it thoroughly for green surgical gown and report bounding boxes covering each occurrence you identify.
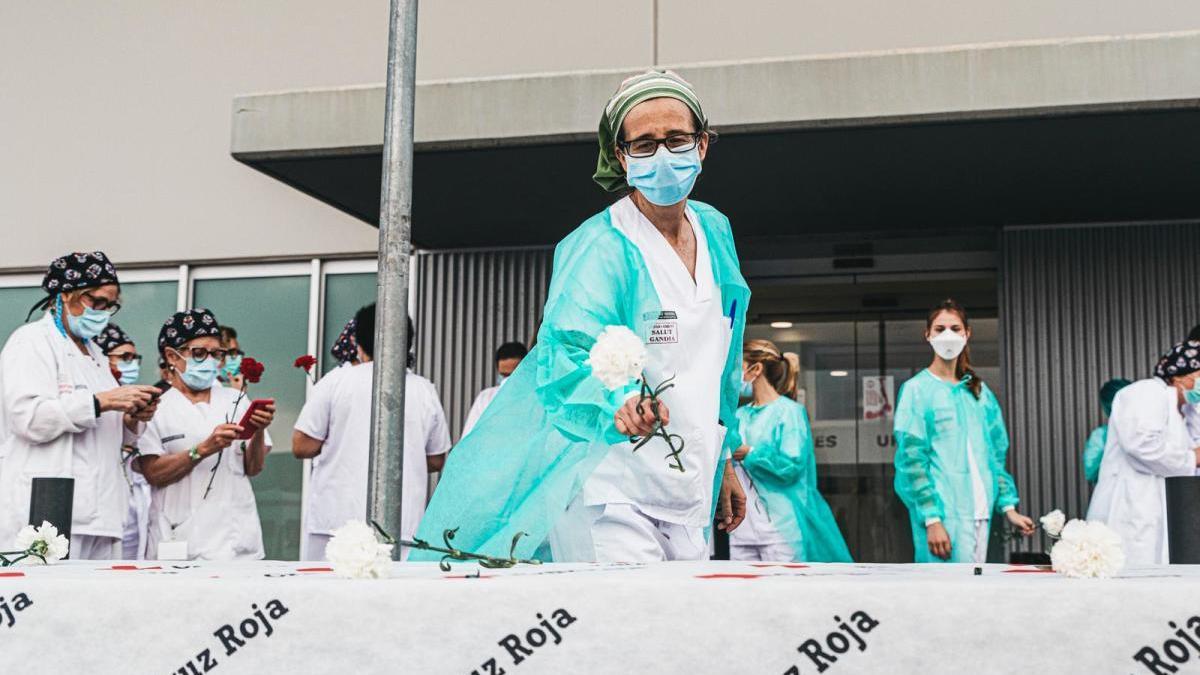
[736,397,852,562]
[893,369,1020,563]
[411,200,750,562]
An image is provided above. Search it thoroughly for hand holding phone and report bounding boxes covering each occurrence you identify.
[236,398,275,440]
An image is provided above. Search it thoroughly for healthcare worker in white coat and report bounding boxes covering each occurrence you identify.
[136,309,276,561]
[893,299,1036,563]
[461,341,527,438]
[1087,341,1200,565]
[293,306,450,560]
[0,252,159,559]
[92,324,153,559]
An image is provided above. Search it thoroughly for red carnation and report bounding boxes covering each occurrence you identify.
[110,366,122,382]
[240,357,264,384]
[293,354,317,373]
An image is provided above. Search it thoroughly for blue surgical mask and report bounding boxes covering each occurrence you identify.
[180,356,219,391]
[221,354,243,381]
[625,146,702,207]
[1185,379,1200,406]
[116,359,140,385]
[67,305,112,340]
[740,377,755,398]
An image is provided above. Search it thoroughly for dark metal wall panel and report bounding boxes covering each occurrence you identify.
[412,248,553,440]
[1000,223,1200,551]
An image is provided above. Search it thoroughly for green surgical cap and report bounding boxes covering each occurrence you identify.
[592,69,707,193]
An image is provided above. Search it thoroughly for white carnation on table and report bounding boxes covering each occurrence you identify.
[1050,519,1125,579]
[587,325,647,390]
[12,521,70,565]
[326,520,394,579]
[1039,509,1066,538]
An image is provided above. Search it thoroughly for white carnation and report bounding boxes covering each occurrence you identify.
[1050,519,1125,579]
[326,521,394,579]
[586,325,647,390]
[1039,509,1066,538]
[13,521,70,565]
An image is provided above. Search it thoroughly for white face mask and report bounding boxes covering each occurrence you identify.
[929,331,967,361]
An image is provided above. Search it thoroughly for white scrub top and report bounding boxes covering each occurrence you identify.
[966,439,990,520]
[462,384,500,438]
[294,364,450,543]
[730,461,787,546]
[1087,378,1197,565]
[139,384,272,561]
[0,314,133,544]
[582,197,733,528]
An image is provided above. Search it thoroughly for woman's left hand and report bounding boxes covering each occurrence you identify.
[250,402,276,435]
[1006,509,1036,536]
[732,445,751,461]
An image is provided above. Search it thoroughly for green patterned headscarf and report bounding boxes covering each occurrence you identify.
[592,69,707,192]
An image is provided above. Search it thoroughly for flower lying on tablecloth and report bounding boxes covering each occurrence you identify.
[1050,519,1125,579]
[1,521,70,566]
[1039,509,1066,538]
[326,520,394,579]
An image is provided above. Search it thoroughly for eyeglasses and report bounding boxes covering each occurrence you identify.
[81,291,121,315]
[225,348,245,358]
[619,132,703,159]
[110,352,143,364]
[172,347,227,362]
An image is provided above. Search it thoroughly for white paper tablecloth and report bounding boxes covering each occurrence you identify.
[2,560,1197,674]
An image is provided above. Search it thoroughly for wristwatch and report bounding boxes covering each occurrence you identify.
[188,446,202,462]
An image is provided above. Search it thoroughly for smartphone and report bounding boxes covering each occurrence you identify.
[236,398,275,440]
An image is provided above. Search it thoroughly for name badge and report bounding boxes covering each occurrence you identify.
[158,540,189,561]
[649,311,679,345]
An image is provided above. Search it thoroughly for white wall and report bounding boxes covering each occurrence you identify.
[5,1,1200,269]
[0,1,390,270]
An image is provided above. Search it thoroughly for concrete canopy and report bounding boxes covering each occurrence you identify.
[231,31,1200,250]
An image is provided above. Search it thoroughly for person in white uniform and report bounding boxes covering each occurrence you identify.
[461,341,527,438]
[293,306,450,560]
[0,252,159,559]
[136,309,276,561]
[1087,340,1200,565]
[93,324,153,559]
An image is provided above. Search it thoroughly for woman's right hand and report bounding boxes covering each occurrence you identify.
[96,385,160,413]
[198,423,243,457]
[614,395,667,437]
[926,521,952,560]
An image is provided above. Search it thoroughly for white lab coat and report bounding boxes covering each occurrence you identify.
[294,364,450,549]
[139,384,272,561]
[1087,378,1197,565]
[0,313,134,547]
[461,385,500,438]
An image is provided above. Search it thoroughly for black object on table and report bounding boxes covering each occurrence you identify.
[1166,475,1200,564]
[28,477,74,559]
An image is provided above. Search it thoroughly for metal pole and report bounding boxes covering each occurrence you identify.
[368,0,418,557]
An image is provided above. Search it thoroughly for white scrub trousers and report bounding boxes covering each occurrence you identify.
[71,534,121,560]
[551,500,708,563]
[590,503,707,562]
[972,519,989,564]
[730,542,796,562]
